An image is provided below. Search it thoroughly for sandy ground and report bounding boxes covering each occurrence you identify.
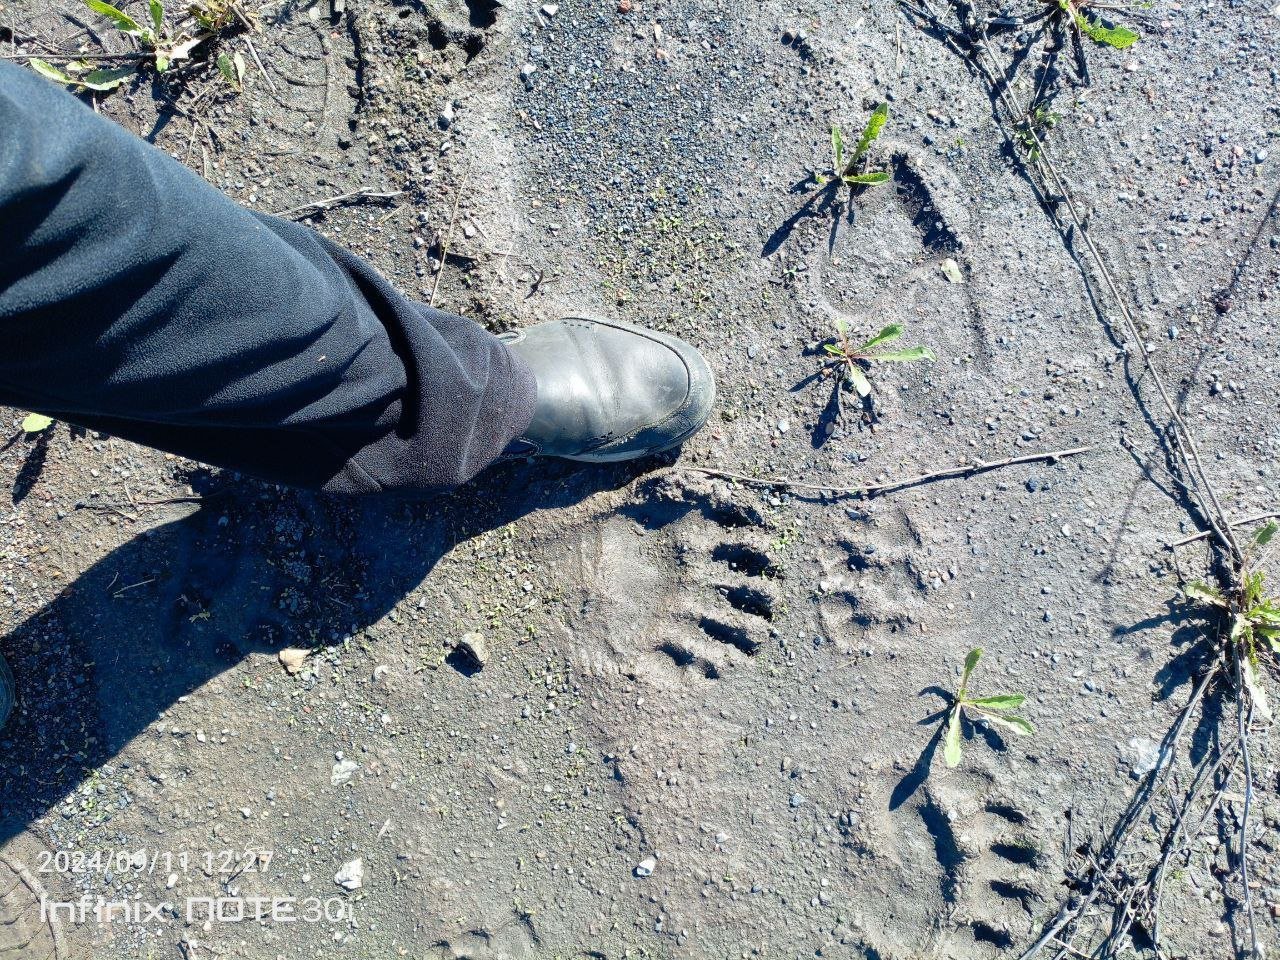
[1,0,1279,957]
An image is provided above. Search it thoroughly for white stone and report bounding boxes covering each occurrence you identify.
[335,858,364,891]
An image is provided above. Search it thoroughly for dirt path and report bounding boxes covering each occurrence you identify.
[2,0,1279,956]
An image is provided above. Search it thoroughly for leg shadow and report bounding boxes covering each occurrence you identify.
[0,458,631,844]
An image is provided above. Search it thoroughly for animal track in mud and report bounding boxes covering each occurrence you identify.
[241,9,363,148]
[400,0,509,63]
[251,0,512,153]
[818,151,969,289]
[890,156,963,255]
[575,476,782,688]
[922,783,1057,956]
[798,148,995,369]
[652,502,780,683]
[854,762,1059,959]
[717,583,775,621]
[711,541,780,578]
[812,517,930,645]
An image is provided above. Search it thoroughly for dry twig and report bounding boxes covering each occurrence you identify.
[1169,512,1280,550]
[679,445,1093,498]
[895,2,1271,956]
[429,164,472,308]
[273,188,403,219]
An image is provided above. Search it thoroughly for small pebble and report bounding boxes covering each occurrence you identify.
[331,758,359,786]
[334,858,364,891]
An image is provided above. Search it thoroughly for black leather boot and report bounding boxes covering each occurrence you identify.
[501,316,715,462]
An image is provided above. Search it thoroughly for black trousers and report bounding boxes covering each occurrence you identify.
[0,62,537,494]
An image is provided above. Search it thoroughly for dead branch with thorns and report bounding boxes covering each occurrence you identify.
[897,0,1278,957]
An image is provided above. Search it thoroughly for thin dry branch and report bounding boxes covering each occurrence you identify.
[1151,740,1239,944]
[679,445,1092,498]
[273,188,403,219]
[1232,658,1260,958]
[0,50,146,60]
[230,4,277,93]
[903,0,1240,565]
[1169,511,1280,550]
[429,164,472,308]
[1016,649,1223,960]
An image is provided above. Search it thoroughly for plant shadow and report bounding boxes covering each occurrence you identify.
[888,688,948,806]
[761,178,840,258]
[891,686,1014,811]
[11,430,50,506]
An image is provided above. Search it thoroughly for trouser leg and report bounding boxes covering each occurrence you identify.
[0,62,536,494]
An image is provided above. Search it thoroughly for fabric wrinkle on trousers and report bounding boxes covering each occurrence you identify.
[0,61,537,494]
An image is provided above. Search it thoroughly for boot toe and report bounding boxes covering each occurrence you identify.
[506,316,716,462]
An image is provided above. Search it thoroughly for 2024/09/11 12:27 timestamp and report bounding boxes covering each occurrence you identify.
[36,848,274,877]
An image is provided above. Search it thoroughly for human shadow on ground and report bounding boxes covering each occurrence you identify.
[0,458,633,845]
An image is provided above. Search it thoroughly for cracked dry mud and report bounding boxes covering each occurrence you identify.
[2,0,1280,957]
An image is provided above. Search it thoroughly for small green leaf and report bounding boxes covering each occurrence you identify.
[29,58,75,84]
[869,345,937,363]
[846,366,873,398]
[84,0,143,35]
[21,414,53,434]
[857,323,903,352]
[1244,571,1267,608]
[975,711,1035,736]
[1262,627,1280,653]
[831,125,845,174]
[822,343,844,356]
[967,694,1026,711]
[842,172,891,186]
[1253,521,1278,548]
[854,102,889,162]
[218,52,235,82]
[80,66,136,90]
[1184,581,1226,606]
[961,648,982,690]
[1231,613,1249,644]
[944,708,963,768]
[940,257,964,283]
[1075,13,1139,49]
[1242,657,1272,724]
[155,55,170,72]
[1251,602,1280,625]
[814,172,830,186]
[149,0,163,32]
